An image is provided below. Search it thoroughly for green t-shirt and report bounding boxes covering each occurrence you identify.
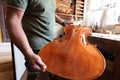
[6,0,56,50]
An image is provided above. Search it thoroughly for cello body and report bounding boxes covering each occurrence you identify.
[38,25,106,80]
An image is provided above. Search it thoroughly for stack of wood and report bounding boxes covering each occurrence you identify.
[56,0,72,14]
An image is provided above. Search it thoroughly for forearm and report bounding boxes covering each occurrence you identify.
[6,17,34,59]
[6,21,46,71]
[55,14,73,26]
[55,14,64,25]
[5,7,35,59]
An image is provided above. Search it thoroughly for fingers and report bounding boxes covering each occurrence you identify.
[37,57,47,72]
[28,54,47,72]
[64,21,74,27]
[32,62,46,72]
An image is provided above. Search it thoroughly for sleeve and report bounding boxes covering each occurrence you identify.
[5,0,29,11]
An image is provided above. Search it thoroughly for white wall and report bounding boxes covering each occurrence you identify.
[84,0,120,28]
[0,42,11,56]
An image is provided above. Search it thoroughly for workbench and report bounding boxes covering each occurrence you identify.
[88,33,120,79]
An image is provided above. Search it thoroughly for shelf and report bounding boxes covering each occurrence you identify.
[75,0,85,21]
[76,8,84,10]
[56,13,73,20]
[76,11,84,15]
[77,15,83,18]
[56,0,85,21]
[77,5,84,7]
[56,13,73,17]
[77,1,84,4]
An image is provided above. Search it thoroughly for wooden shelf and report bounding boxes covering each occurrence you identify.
[77,5,84,7]
[56,0,85,21]
[75,0,85,21]
[56,13,73,21]
[56,13,73,17]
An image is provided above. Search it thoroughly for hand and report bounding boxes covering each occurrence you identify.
[62,21,73,27]
[27,53,47,72]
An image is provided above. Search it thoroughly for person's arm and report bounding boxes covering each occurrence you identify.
[5,7,46,72]
[55,14,64,25]
[55,14,73,26]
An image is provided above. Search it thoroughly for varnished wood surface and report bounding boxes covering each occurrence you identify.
[38,26,105,80]
[0,62,14,80]
[0,56,12,64]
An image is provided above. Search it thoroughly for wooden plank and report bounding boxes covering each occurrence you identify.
[0,62,14,80]
[0,56,12,64]
[0,62,13,72]
[0,70,14,80]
